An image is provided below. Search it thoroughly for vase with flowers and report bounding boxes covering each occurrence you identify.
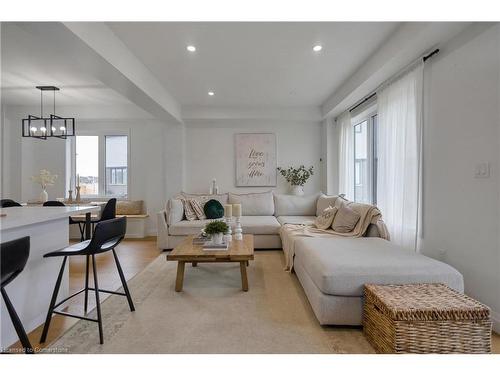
[31,169,58,203]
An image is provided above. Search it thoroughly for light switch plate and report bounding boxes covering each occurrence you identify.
[474,162,490,178]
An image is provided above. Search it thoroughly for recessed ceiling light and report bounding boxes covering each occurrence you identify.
[186,45,196,52]
[208,91,215,96]
[313,44,323,52]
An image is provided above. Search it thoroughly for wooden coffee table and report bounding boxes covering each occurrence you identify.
[167,234,254,292]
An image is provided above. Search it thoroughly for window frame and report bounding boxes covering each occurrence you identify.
[70,129,131,199]
[351,105,377,205]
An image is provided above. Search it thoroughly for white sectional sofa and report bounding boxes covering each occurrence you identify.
[158,191,464,326]
[157,191,320,250]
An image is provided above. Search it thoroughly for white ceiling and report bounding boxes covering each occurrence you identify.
[1,23,136,108]
[107,22,400,108]
[2,22,401,115]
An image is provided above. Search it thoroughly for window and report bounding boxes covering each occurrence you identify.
[352,110,378,204]
[74,133,128,198]
[75,136,99,196]
[105,135,128,196]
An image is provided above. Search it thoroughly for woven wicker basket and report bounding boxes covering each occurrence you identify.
[363,283,492,354]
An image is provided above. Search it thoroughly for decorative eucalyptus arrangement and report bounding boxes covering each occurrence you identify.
[277,165,314,196]
[277,165,314,186]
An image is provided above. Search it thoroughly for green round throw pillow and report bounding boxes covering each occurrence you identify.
[204,199,224,219]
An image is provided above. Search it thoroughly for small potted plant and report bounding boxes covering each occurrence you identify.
[277,165,314,196]
[204,220,229,245]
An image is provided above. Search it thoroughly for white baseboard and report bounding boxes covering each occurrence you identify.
[492,310,500,334]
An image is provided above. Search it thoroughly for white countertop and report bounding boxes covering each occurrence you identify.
[0,206,100,231]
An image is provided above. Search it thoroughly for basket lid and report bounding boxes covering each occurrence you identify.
[364,283,491,321]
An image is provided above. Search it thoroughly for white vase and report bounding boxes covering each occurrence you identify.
[40,188,48,203]
[212,232,224,245]
[291,185,304,196]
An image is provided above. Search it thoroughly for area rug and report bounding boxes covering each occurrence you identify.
[50,251,375,353]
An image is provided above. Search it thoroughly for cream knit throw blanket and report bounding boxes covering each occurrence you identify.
[280,199,390,272]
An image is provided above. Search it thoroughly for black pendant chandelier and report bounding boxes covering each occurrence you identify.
[22,86,75,139]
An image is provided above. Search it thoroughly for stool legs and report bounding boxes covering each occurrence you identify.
[40,256,67,343]
[91,255,104,345]
[112,249,135,311]
[84,255,90,313]
[39,250,133,345]
[1,287,33,354]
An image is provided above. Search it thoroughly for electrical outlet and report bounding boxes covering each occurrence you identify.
[474,162,490,178]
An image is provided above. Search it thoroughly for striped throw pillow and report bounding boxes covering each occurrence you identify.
[189,199,206,220]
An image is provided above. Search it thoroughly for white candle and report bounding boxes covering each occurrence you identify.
[76,174,80,187]
[232,203,242,217]
[224,204,232,217]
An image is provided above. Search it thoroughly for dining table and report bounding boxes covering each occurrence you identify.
[0,205,100,349]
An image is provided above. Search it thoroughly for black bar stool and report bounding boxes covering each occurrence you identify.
[39,216,134,345]
[1,236,33,354]
[71,198,116,241]
[1,199,22,208]
[43,200,86,242]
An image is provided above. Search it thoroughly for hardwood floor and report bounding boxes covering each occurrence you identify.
[8,237,161,353]
[7,237,500,353]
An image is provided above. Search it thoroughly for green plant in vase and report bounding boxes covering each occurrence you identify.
[277,165,314,196]
[204,220,229,245]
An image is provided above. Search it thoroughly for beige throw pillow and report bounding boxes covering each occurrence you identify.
[316,194,338,216]
[314,206,338,230]
[189,199,206,220]
[180,198,197,221]
[331,205,360,233]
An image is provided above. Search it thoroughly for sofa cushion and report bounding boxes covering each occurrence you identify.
[316,194,338,216]
[314,206,338,229]
[189,199,206,220]
[204,199,224,219]
[276,216,316,225]
[228,191,275,216]
[169,216,281,236]
[180,198,197,221]
[274,193,319,216]
[167,198,184,224]
[331,205,360,233]
[294,237,464,297]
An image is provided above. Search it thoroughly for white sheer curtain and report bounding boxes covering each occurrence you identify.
[377,63,423,251]
[337,111,354,200]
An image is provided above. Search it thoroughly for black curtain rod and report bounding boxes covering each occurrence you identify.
[348,48,440,113]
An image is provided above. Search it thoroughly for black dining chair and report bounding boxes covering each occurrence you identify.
[1,199,22,208]
[43,200,86,242]
[73,198,117,240]
[40,216,134,345]
[1,236,33,354]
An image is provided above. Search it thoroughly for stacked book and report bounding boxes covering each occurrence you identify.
[192,235,229,251]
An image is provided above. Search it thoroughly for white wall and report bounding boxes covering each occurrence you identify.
[0,104,178,235]
[421,24,500,329]
[0,106,67,202]
[184,120,322,195]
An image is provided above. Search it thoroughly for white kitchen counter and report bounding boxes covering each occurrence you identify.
[0,205,100,349]
[0,205,100,230]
